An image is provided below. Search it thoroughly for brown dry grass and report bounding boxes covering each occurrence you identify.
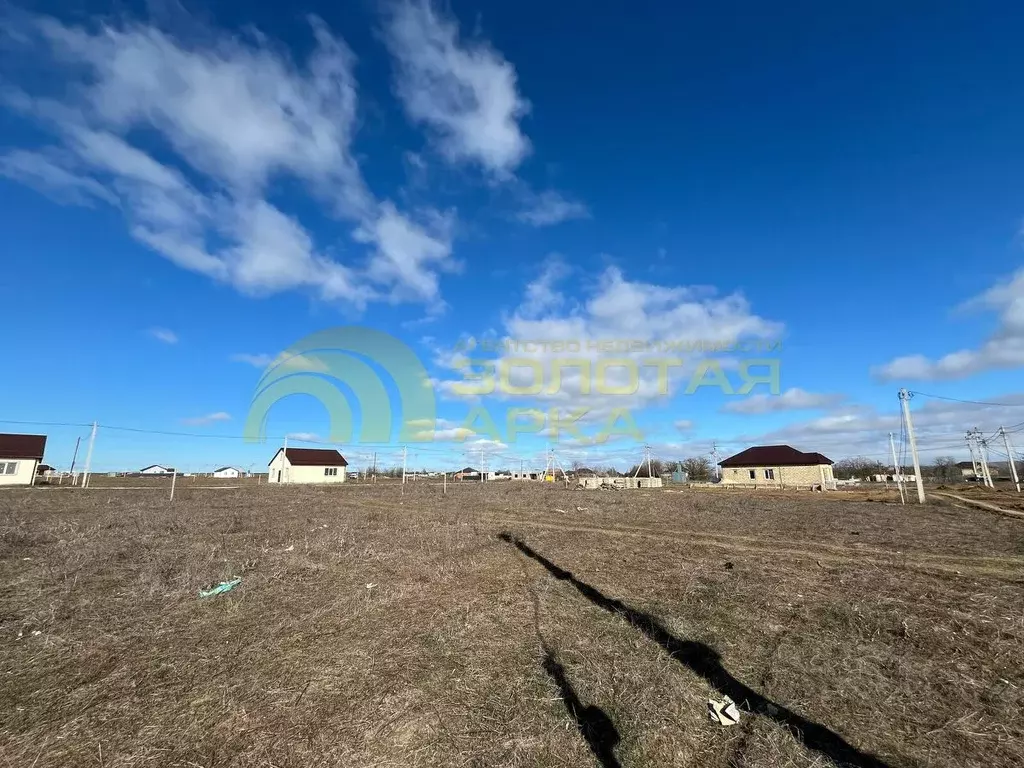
[1,483,1022,767]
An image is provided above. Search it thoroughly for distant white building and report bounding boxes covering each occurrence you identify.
[0,433,47,487]
[139,465,175,475]
[268,448,347,484]
[212,466,242,479]
[871,473,916,483]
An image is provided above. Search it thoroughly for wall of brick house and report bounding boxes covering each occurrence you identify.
[721,463,834,488]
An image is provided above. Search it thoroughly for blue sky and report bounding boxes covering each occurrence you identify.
[2,0,1024,473]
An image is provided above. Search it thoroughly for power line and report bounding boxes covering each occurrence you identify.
[908,391,1024,407]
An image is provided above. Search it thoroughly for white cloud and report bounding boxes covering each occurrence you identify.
[354,201,457,303]
[736,392,1024,463]
[721,387,844,414]
[149,327,178,344]
[434,264,784,432]
[182,411,231,426]
[285,432,321,442]
[873,269,1024,381]
[674,419,694,431]
[382,0,530,176]
[2,14,455,308]
[518,256,570,318]
[0,148,118,206]
[517,190,589,227]
[230,351,330,372]
[230,353,274,368]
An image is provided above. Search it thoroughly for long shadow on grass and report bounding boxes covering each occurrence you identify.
[541,644,623,768]
[499,532,893,768]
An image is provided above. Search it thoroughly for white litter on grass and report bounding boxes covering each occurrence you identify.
[365,583,376,590]
[708,695,740,726]
[553,508,567,514]
[284,545,295,552]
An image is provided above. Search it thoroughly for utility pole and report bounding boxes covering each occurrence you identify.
[68,436,81,485]
[82,421,97,489]
[633,445,646,478]
[646,443,653,480]
[372,451,377,483]
[966,432,980,480]
[1000,427,1020,493]
[281,435,288,484]
[978,436,995,488]
[170,468,177,502]
[402,446,407,485]
[888,432,906,505]
[897,389,926,504]
[480,447,485,483]
[711,441,721,481]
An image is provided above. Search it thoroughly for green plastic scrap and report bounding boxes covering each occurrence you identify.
[198,577,242,598]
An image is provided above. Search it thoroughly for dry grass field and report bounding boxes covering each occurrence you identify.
[1,483,1022,768]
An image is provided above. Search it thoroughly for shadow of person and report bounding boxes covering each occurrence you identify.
[499,532,895,768]
[541,643,623,768]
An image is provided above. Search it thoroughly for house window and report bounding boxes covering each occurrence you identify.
[2,462,17,475]
[764,469,775,480]
[748,469,756,480]
[324,467,338,476]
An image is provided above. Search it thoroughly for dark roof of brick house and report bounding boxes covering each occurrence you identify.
[272,448,348,467]
[720,445,833,468]
[458,467,479,474]
[0,433,46,460]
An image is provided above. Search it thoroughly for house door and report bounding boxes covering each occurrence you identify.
[277,471,281,482]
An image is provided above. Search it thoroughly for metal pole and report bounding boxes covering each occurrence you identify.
[170,468,177,502]
[898,389,926,504]
[402,446,407,485]
[888,434,905,505]
[282,435,288,484]
[443,472,447,495]
[82,422,97,489]
[1000,427,1021,493]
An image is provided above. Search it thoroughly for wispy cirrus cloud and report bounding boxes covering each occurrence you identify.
[381,1,585,226]
[285,432,321,442]
[181,411,231,426]
[721,387,844,414]
[516,190,589,227]
[0,12,455,309]
[873,268,1024,381]
[149,327,178,344]
[381,0,530,176]
[230,351,330,372]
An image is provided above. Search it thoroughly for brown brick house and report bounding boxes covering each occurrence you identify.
[719,445,835,490]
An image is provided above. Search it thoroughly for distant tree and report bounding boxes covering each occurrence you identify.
[681,456,712,481]
[929,456,960,483]
[628,458,665,478]
[833,457,886,480]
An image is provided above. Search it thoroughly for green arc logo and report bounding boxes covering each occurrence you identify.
[243,327,436,444]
